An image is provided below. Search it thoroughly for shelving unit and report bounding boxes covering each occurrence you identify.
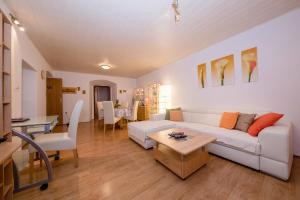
[0,10,11,142]
[148,83,159,114]
[0,10,13,200]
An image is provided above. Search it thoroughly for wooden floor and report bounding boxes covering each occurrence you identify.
[15,120,300,200]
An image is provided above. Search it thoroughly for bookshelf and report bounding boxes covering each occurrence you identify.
[0,10,11,142]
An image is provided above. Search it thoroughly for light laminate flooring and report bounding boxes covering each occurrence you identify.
[15,120,300,200]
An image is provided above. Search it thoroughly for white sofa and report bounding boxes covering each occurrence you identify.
[128,109,293,180]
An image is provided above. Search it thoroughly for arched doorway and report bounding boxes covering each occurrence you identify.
[89,80,117,120]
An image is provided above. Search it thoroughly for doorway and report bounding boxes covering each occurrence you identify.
[22,60,37,118]
[94,86,111,119]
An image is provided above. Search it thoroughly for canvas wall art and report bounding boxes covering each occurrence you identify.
[197,63,206,88]
[211,54,235,86]
[241,47,258,82]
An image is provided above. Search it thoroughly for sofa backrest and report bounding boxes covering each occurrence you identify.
[182,108,272,127]
[182,112,221,126]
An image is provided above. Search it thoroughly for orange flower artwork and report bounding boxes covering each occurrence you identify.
[197,63,206,88]
[242,47,258,82]
[211,54,235,86]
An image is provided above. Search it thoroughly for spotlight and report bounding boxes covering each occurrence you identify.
[19,26,25,31]
[13,19,20,25]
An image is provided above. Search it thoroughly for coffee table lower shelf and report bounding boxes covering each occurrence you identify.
[154,143,209,179]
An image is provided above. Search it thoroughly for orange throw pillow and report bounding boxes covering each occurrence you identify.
[220,112,239,129]
[170,110,183,122]
[248,112,284,137]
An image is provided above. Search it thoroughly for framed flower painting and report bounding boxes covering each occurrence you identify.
[197,63,206,88]
[211,54,235,86]
[241,47,258,82]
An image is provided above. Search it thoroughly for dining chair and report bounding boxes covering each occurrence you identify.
[125,101,139,122]
[97,101,104,120]
[102,101,121,133]
[28,100,84,170]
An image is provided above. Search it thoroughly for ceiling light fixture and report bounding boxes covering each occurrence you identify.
[99,64,111,70]
[10,14,19,24]
[172,0,181,23]
[10,13,25,31]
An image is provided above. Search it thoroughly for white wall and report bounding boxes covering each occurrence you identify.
[137,9,300,155]
[52,71,136,123]
[0,0,53,118]
[22,62,37,118]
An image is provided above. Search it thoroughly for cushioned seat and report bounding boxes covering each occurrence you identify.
[128,120,176,143]
[29,133,76,152]
[175,121,260,154]
[204,127,260,154]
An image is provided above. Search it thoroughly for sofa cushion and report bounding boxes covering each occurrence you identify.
[174,122,260,154]
[128,120,176,142]
[165,107,181,120]
[235,113,256,132]
[248,112,284,136]
[220,112,239,129]
[170,110,183,121]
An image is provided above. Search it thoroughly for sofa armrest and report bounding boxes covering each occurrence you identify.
[258,123,293,163]
[150,113,166,121]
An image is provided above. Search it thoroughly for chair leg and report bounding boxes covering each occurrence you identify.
[104,124,106,133]
[39,158,43,167]
[113,124,115,133]
[29,153,34,183]
[73,149,79,168]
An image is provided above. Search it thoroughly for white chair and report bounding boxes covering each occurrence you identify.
[96,101,104,120]
[102,101,121,133]
[29,100,84,168]
[125,101,139,122]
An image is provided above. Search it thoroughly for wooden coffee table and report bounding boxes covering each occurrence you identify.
[148,128,216,179]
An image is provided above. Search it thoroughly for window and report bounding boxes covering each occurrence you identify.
[158,85,171,113]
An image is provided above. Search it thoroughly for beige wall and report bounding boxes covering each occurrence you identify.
[0,0,53,118]
[52,71,136,123]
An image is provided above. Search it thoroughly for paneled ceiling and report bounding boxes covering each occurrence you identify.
[5,0,300,78]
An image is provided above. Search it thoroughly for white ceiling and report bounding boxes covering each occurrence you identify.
[5,0,300,78]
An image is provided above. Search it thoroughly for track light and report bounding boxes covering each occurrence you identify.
[172,0,181,23]
[13,19,20,25]
[10,13,25,31]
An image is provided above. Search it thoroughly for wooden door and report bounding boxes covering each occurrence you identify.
[94,86,111,119]
[46,78,63,124]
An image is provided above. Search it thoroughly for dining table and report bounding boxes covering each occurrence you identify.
[11,115,59,192]
[114,107,131,118]
[114,107,131,128]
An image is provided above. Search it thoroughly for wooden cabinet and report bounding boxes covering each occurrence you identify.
[0,138,21,200]
[0,11,11,141]
[137,106,149,121]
